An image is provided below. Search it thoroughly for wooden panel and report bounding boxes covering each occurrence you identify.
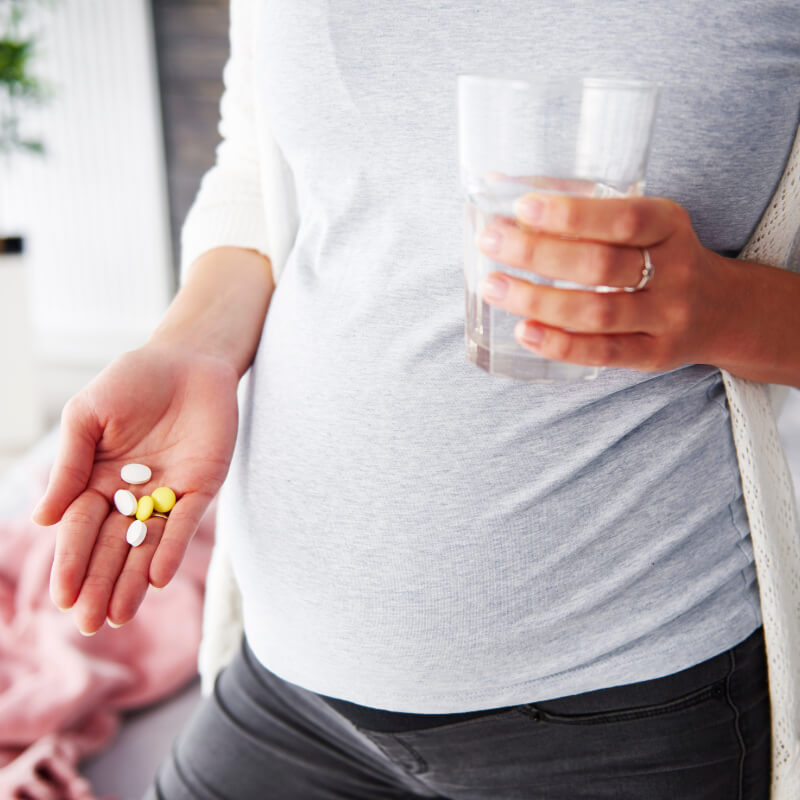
[151,0,229,273]
[158,5,229,39]
[157,37,231,81]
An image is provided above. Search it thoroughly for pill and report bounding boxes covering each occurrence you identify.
[121,463,151,485]
[136,495,154,521]
[151,486,176,513]
[113,489,137,517]
[126,519,147,547]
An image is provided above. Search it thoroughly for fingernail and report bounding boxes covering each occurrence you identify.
[477,227,502,254]
[53,595,73,612]
[150,583,163,592]
[480,275,509,302]
[514,196,545,224]
[79,628,97,637]
[30,502,44,523]
[107,618,123,629]
[517,321,544,345]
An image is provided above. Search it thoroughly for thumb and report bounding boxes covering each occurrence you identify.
[32,395,102,526]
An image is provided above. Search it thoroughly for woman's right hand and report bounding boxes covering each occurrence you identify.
[32,342,240,635]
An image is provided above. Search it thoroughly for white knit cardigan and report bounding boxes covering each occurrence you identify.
[181,2,800,795]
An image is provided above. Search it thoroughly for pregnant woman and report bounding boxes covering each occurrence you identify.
[34,2,800,798]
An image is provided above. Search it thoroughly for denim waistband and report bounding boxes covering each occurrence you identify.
[317,626,765,733]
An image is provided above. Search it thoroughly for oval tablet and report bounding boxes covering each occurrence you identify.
[113,489,137,517]
[136,495,154,521]
[151,487,176,514]
[126,519,147,547]
[121,463,151,485]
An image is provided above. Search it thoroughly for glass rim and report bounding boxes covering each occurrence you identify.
[457,74,661,93]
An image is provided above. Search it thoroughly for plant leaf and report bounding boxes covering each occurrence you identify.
[20,139,43,154]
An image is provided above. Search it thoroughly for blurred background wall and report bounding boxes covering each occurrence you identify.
[0,0,228,464]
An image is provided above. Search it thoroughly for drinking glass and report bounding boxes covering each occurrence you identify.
[458,76,660,381]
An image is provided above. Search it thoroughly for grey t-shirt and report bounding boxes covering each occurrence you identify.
[218,0,800,711]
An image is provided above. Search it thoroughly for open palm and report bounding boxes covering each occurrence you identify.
[33,344,239,635]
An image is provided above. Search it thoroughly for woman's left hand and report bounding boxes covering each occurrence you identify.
[477,193,732,372]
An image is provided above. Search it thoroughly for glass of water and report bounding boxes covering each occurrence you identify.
[457,76,660,381]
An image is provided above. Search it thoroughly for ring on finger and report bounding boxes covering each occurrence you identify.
[624,248,655,292]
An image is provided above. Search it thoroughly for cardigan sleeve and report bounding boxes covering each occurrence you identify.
[179,0,271,282]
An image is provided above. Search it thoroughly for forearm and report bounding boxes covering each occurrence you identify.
[149,246,274,378]
[710,256,800,388]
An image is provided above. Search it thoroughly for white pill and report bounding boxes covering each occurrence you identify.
[113,489,137,517]
[121,463,151,485]
[126,519,147,547]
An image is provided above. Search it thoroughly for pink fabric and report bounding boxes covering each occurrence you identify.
[0,462,213,793]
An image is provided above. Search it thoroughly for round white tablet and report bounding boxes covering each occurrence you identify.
[113,489,137,517]
[126,519,147,547]
[121,463,151,485]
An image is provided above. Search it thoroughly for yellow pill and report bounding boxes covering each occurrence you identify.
[136,495,154,521]
[151,486,176,514]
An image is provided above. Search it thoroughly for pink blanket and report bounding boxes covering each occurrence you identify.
[0,458,213,799]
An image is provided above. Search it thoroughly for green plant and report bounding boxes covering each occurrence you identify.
[0,0,53,156]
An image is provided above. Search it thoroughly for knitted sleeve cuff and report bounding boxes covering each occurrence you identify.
[178,0,272,283]
[179,197,271,284]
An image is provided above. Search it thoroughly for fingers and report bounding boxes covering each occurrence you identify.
[37,753,93,800]
[33,396,102,527]
[514,321,676,372]
[50,489,110,612]
[480,276,657,334]
[14,784,60,800]
[107,515,167,625]
[111,491,211,621]
[55,487,208,631]
[32,759,93,800]
[11,763,92,800]
[149,492,210,588]
[478,220,647,288]
[472,193,710,372]
[55,496,166,633]
[512,193,682,248]
[70,509,152,635]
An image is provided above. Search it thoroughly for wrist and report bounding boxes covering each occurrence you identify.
[148,246,274,378]
[700,252,751,370]
[143,328,241,380]
[704,254,800,387]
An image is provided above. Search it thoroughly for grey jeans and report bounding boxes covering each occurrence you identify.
[145,627,770,799]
